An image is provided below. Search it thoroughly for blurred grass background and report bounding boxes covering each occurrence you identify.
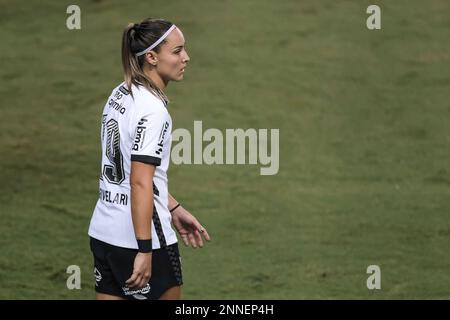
[0,0,449,299]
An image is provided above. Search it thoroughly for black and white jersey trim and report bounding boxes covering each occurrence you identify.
[151,205,182,284]
[152,206,167,248]
[131,155,161,166]
[153,182,160,197]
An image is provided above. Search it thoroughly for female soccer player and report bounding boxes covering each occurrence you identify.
[88,18,211,300]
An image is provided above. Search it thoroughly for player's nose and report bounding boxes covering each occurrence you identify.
[183,50,190,63]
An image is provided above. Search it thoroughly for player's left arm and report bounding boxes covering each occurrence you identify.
[168,193,211,248]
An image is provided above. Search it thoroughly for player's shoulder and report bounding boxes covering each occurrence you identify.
[109,82,131,97]
[131,84,168,116]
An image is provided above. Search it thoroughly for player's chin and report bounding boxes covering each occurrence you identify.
[172,73,185,81]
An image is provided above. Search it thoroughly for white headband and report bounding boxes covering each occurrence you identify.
[135,24,177,57]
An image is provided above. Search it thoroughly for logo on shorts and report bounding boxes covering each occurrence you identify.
[94,267,102,286]
[122,283,151,298]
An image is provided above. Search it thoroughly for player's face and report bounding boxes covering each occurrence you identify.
[156,28,190,82]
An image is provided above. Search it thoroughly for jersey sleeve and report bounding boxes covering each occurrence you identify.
[130,106,170,166]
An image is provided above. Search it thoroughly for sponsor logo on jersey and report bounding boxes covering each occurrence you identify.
[132,118,148,151]
[108,98,126,114]
[156,121,169,155]
[119,85,130,95]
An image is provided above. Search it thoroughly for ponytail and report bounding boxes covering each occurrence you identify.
[121,18,172,103]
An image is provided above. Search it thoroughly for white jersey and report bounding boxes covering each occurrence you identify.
[88,82,177,249]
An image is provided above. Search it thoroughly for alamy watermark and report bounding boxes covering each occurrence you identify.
[66,265,81,290]
[366,265,381,290]
[171,121,279,176]
[66,5,81,30]
[66,5,381,31]
[366,5,381,30]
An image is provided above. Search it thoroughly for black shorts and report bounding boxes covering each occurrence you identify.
[90,237,183,300]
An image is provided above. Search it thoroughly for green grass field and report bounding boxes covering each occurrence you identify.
[1,0,449,299]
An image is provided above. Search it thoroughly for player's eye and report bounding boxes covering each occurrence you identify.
[173,45,186,54]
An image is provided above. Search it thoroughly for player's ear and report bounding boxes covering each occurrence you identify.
[145,51,158,66]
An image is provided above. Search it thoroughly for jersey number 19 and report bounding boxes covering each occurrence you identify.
[101,118,125,185]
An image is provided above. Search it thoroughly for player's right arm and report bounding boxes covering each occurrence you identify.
[125,98,169,289]
[126,161,155,289]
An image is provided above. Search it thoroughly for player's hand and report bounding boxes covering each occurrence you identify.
[172,206,211,248]
[126,252,152,289]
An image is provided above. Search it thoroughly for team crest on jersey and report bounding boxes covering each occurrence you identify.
[133,118,148,151]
